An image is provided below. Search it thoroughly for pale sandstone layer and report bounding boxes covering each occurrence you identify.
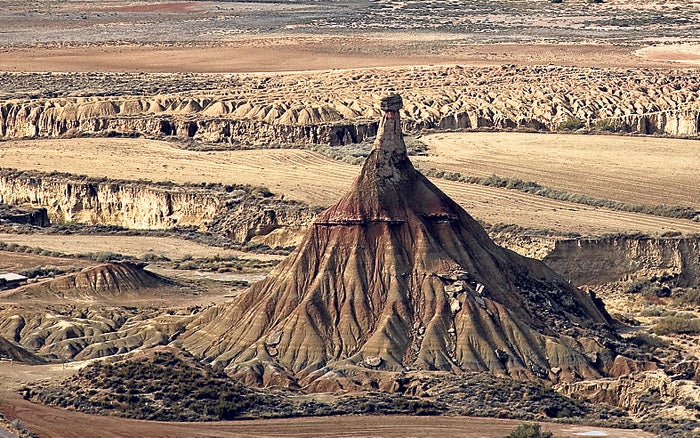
[1,66,699,148]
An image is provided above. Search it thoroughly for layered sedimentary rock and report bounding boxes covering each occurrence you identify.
[492,232,700,287]
[2,262,165,301]
[0,264,192,360]
[0,169,315,242]
[0,335,45,364]
[556,369,700,420]
[0,203,49,227]
[543,236,700,287]
[182,95,640,388]
[1,66,698,146]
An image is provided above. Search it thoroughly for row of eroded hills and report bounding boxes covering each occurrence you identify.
[1,66,699,146]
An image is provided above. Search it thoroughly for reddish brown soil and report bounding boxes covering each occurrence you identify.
[0,42,677,73]
[101,2,202,14]
[0,397,652,438]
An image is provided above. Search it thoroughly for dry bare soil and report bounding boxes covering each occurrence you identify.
[0,362,653,438]
[417,132,700,209]
[0,233,284,262]
[2,136,698,237]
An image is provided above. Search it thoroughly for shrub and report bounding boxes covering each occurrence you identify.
[556,116,585,131]
[676,288,700,306]
[653,316,700,336]
[592,119,621,132]
[628,332,669,351]
[507,423,553,438]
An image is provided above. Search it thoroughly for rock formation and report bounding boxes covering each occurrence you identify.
[0,168,315,243]
[1,262,167,301]
[0,263,194,360]
[0,203,49,227]
[543,236,700,287]
[0,335,45,364]
[182,95,639,388]
[1,66,698,147]
[491,232,700,288]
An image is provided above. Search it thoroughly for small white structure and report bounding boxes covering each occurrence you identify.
[0,273,28,290]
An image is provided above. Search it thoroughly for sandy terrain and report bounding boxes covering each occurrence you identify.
[417,132,700,208]
[0,234,284,262]
[2,138,699,236]
[0,250,95,272]
[636,43,700,65]
[0,0,697,73]
[0,41,677,73]
[0,362,653,438]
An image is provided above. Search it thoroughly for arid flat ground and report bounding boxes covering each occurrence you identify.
[0,250,95,272]
[0,233,284,262]
[0,41,684,73]
[417,132,700,209]
[2,137,698,236]
[0,0,698,72]
[0,362,653,438]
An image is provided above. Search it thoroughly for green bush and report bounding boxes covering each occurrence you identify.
[556,116,585,131]
[653,316,700,336]
[592,119,621,132]
[507,423,553,438]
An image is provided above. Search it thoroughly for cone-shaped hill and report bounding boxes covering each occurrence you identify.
[1,262,168,301]
[182,95,642,388]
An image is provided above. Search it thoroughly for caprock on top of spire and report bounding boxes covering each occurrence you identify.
[374,94,406,156]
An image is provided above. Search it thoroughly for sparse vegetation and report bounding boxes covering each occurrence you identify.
[653,316,700,336]
[417,168,698,220]
[26,351,446,421]
[628,332,669,352]
[507,423,553,438]
[592,119,622,132]
[172,254,278,272]
[19,265,76,279]
[556,116,585,131]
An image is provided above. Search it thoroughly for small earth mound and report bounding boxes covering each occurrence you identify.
[0,335,45,364]
[1,261,169,301]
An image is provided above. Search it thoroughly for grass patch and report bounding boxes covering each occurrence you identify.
[507,423,553,438]
[592,119,622,133]
[172,255,278,272]
[556,116,585,131]
[653,316,700,336]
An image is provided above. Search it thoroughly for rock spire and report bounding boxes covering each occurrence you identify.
[181,95,641,389]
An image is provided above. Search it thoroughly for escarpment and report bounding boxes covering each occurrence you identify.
[0,168,316,242]
[181,95,644,389]
[1,66,698,146]
[492,232,700,288]
[544,237,700,287]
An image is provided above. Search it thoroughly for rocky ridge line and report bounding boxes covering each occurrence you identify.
[1,66,698,146]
